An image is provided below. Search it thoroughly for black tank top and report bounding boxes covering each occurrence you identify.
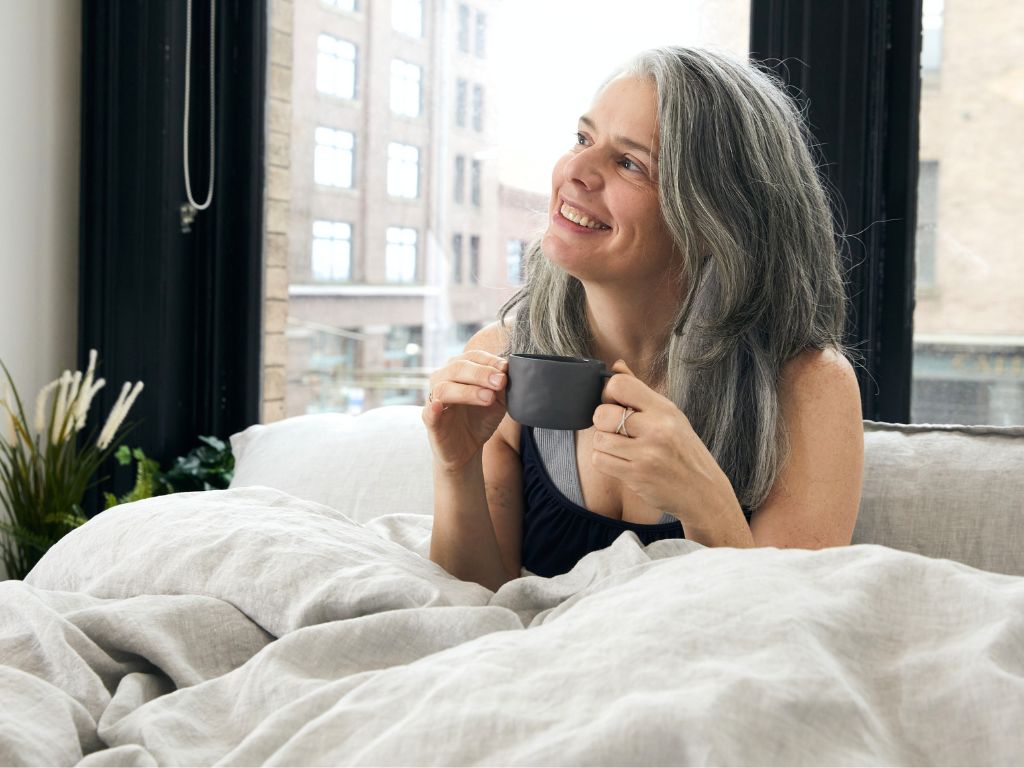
[519,425,685,578]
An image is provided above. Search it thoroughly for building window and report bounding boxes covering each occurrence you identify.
[470,159,481,206]
[323,0,357,12]
[314,127,355,188]
[385,227,418,283]
[453,155,465,204]
[921,0,944,73]
[457,4,471,53]
[469,235,480,284]
[311,220,353,281]
[390,59,421,117]
[472,83,484,132]
[387,142,419,199]
[455,79,467,128]
[392,0,423,38]
[474,11,487,58]
[916,160,939,291]
[506,239,525,284]
[316,35,357,100]
[452,233,463,284]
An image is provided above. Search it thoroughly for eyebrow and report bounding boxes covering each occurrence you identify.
[578,115,656,159]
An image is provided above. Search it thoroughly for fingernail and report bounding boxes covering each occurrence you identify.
[478,389,493,402]
[489,373,504,386]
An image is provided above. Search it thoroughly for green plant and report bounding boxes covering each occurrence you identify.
[0,351,144,580]
[103,436,234,509]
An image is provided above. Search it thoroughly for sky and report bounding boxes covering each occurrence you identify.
[489,0,747,193]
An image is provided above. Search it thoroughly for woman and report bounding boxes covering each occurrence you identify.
[424,47,864,591]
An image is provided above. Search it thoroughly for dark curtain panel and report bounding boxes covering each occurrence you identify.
[750,0,923,422]
[78,0,266,513]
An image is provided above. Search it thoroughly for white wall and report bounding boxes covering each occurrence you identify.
[0,0,81,407]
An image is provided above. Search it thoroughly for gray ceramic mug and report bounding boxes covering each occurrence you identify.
[505,354,614,430]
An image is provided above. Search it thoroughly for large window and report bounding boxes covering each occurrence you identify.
[311,220,352,281]
[392,0,423,38]
[316,35,356,100]
[385,227,417,284]
[390,60,421,117]
[911,0,1024,425]
[269,0,750,418]
[313,127,354,188]
[387,142,419,199]
[452,233,464,284]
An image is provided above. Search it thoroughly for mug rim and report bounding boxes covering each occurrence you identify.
[510,353,602,365]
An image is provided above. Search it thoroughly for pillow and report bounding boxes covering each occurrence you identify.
[229,406,434,523]
[854,421,1024,576]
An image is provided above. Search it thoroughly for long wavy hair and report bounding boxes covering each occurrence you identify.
[498,46,852,512]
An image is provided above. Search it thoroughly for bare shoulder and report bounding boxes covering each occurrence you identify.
[779,347,861,416]
[465,320,509,355]
[750,347,864,547]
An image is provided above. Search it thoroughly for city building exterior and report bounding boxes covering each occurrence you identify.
[909,0,1024,425]
[267,0,545,417]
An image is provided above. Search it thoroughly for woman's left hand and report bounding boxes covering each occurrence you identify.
[591,360,743,527]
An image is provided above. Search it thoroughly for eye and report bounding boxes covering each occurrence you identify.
[619,157,644,173]
[574,132,588,146]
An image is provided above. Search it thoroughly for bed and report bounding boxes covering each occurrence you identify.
[2,406,1023,765]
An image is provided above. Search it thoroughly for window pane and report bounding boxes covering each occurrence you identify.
[390,59,421,117]
[385,226,417,283]
[452,233,463,284]
[316,34,356,99]
[475,11,487,58]
[387,142,419,198]
[911,0,1024,425]
[313,126,354,187]
[266,0,750,420]
[392,0,423,38]
[457,4,470,53]
[311,220,352,281]
[506,238,523,284]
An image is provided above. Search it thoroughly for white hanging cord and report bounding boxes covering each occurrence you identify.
[183,0,216,211]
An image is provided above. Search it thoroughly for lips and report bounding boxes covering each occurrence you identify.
[558,199,611,230]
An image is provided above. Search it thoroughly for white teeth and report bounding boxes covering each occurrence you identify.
[560,202,609,230]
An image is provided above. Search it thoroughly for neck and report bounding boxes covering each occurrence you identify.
[582,277,681,389]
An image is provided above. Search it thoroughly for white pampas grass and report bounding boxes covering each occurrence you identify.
[96,380,145,450]
[74,350,104,431]
[34,379,60,434]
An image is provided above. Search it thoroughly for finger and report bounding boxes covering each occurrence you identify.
[592,403,641,438]
[437,359,507,390]
[600,362,651,408]
[421,396,449,428]
[612,358,636,376]
[430,381,503,408]
[463,349,509,371]
[590,443,632,477]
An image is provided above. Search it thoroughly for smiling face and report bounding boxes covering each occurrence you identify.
[542,75,679,286]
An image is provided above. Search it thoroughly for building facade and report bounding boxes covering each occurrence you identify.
[911,0,1024,424]
[273,0,538,416]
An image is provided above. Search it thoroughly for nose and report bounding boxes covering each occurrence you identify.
[561,146,604,191]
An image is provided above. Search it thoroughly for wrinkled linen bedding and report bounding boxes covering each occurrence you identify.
[2,487,1023,766]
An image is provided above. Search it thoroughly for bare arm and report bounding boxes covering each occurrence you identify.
[426,323,523,590]
[748,347,864,548]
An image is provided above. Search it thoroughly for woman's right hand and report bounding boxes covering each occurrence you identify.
[422,350,509,473]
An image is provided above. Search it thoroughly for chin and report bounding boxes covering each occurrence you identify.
[540,232,596,282]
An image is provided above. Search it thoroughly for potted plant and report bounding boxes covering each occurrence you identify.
[0,350,143,580]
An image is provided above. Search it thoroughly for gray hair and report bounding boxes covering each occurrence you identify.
[498,46,852,513]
